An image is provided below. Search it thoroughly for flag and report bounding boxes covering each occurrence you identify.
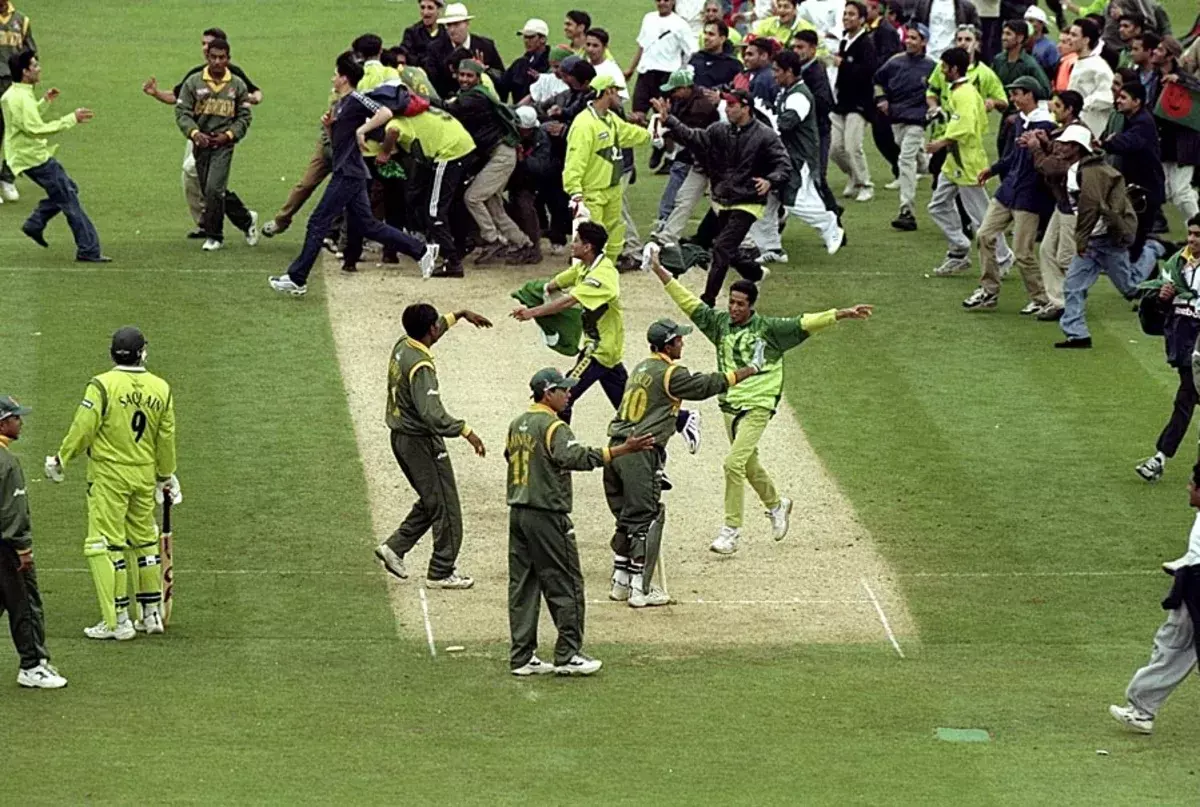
[1154,81,1200,132]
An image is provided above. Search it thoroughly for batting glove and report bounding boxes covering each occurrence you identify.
[750,339,767,371]
[155,475,183,506]
[44,455,64,483]
[569,195,590,222]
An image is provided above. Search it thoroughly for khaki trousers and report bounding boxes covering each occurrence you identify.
[977,201,1046,302]
[1039,208,1076,307]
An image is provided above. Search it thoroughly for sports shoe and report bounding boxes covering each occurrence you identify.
[201,238,222,252]
[932,255,971,276]
[140,609,164,635]
[767,497,793,541]
[962,287,998,310]
[1019,300,1045,316]
[616,254,642,272]
[710,526,740,555]
[426,571,474,590]
[550,243,567,256]
[381,250,400,265]
[21,224,48,248]
[628,585,670,608]
[884,178,901,190]
[17,664,67,689]
[84,618,136,641]
[1036,305,1064,321]
[827,227,846,255]
[555,653,602,676]
[658,468,674,491]
[1135,455,1164,482]
[0,181,19,202]
[511,656,556,676]
[609,579,631,601]
[244,210,260,246]
[842,181,856,198]
[758,266,771,283]
[375,544,408,579]
[996,248,1015,278]
[269,274,307,296]
[505,243,542,265]
[682,409,702,454]
[1162,550,1200,573]
[891,210,917,231]
[855,186,875,203]
[262,220,281,238]
[430,264,465,279]
[1054,337,1092,349]
[341,262,358,273]
[321,236,340,256]
[1108,703,1154,734]
[473,241,508,266]
[757,250,789,265]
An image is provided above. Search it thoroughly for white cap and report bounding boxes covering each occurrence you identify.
[514,106,539,128]
[518,18,550,37]
[1023,5,1047,24]
[437,3,473,24]
[1057,123,1094,153]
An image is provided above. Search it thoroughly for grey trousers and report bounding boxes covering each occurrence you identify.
[464,144,529,246]
[620,173,642,259]
[891,123,925,212]
[1126,606,1196,717]
[928,181,989,257]
[182,141,204,226]
[655,166,710,246]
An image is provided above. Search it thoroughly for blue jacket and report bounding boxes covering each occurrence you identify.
[1104,107,1166,205]
[990,107,1056,213]
[873,52,935,125]
[689,51,742,89]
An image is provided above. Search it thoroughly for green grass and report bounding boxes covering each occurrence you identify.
[5,1,1200,803]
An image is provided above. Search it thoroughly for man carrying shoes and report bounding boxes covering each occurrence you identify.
[505,368,655,677]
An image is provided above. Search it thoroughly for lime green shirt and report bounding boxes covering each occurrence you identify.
[386,107,475,162]
[360,61,400,91]
[58,367,177,477]
[563,103,651,195]
[553,256,624,368]
[941,79,989,186]
[751,15,816,49]
[926,62,1005,141]
[0,82,76,176]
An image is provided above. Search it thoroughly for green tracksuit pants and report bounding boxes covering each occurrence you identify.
[194,144,253,241]
[603,445,663,562]
[508,506,586,668]
[385,431,464,580]
[0,542,49,670]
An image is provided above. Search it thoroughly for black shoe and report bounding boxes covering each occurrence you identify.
[341,262,358,273]
[21,225,48,248]
[76,255,112,263]
[891,211,917,231]
[1054,337,1092,349]
[380,251,400,265]
[616,254,641,272]
[473,241,508,266]
[649,146,664,170]
[431,264,465,278]
[186,228,206,239]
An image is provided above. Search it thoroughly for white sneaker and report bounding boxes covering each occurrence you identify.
[84,618,136,641]
[842,181,856,199]
[609,579,631,601]
[269,274,307,296]
[550,243,567,256]
[710,526,740,555]
[133,609,165,635]
[17,663,67,689]
[628,585,670,608]
[1108,703,1154,734]
[855,187,875,203]
[554,653,602,676]
[1162,550,1200,573]
[756,250,789,265]
[426,571,474,590]
[1018,300,1044,316]
[884,178,901,190]
[997,248,1015,278]
[767,497,793,541]
[244,210,260,246]
[262,219,280,238]
[511,656,557,676]
[681,409,702,454]
[1135,455,1164,483]
[201,238,222,252]
[962,287,998,310]
[932,256,971,276]
[375,544,408,579]
[0,181,18,202]
[419,243,440,279]
[826,227,846,255]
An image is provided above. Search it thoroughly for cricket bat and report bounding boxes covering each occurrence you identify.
[160,491,174,627]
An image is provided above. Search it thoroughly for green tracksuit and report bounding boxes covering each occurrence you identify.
[383,316,472,580]
[505,404,611,668]
[175,67,253,241]
[605,354,736,567]
[0,436,49,670]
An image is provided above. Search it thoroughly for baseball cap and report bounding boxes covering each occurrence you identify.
[1023,5,1047,24]
[1057,123,1094,153]
[590,74,617,92]
[518,18,550,37]
[0,395,30,421]
[660,67,694,93]
[514,106,539,128]
[549,45,574,62]
[912,22,930,41]
[1005,75,1043,96]
[647,318,694,349]
[530,367,578,397]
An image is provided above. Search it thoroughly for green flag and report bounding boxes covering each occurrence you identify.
[1154,82,1200,132]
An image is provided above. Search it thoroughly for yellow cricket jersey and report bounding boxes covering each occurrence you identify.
[563,103,651,196]
[554,255,624,368]
[58,367,177,477]
[386,107,475,162]
[751,15,815,48]
[360,61,400,92]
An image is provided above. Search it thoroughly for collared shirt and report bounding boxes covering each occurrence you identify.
[636,11,696,74]
[0,81,76,176]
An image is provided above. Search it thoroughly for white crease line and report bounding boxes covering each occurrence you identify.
[901,570,1157,579]
[418,587,437,658]
[587,598,870,605]
[0,265,260,275]
[861,578,905,659]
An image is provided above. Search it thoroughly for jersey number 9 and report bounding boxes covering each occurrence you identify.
[131,410,147,442]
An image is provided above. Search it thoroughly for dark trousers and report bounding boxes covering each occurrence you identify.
[633,69,671,115]
[1132,202,1162,264]
[287,174,425,285]
[194,145,252,241]
[23,159,102,259]
[0,543,48,670]
[540,179,572,246]
[872,113,900,178]
[369,163,409,256]
[428,158,469,269]
[561,354,627,424]
[384,431,463,579]
[0,78,12,184]
[692,208,765,306]
[980,17,1002,64]
[1157,364,1198,458]
[506,185,542,249]
[508,507,586,668]
[816,129,840,214]
[604,446,663,564]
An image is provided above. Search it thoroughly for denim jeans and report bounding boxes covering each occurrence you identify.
[23,159,102,259]
[1060,235,1137,340]
[286,173,424,286]
[656,159,690,222]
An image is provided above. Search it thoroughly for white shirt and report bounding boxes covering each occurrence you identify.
[675,0,708,37]
[1068,47,1114,137]
[801,0,844,42]
[592,58,630,100]
[530,72,568,104]
[755,0,776,20]
[927,0,957,60]
[636,11,696,74]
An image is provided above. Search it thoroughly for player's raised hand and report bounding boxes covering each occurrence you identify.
[460,310,493,328]
[836,304,874,321]
[466,431,486,458]
[74,108,94,124]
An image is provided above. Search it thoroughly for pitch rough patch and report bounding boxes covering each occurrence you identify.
[324,256,914,648]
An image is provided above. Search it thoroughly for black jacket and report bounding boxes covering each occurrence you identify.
[426,33,505,99]
[801,59,835,137]
[663,116,791,206]
[445,86,513,155]
[400,22,447,71]
[834,31,878,116]
[900,0,980,29]
[499,47,549,103]
[871,20,902,62]
[1162,566,1200,664]
[688,50,742,89]
[1104,107,1165,205]
[666,92,720,166]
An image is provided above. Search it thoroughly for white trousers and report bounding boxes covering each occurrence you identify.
[1165,162,1199,220]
